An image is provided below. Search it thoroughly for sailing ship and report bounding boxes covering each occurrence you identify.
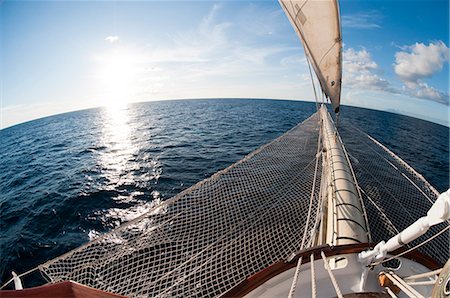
[1,0,449,297]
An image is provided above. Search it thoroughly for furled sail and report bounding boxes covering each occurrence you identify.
[280,0,342,113]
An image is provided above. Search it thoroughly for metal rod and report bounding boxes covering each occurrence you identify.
[384,272,424,298]
[406,280,436,286]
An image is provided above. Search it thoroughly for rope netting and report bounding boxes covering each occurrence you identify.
[339,120,449,266]
[22,111,447,297]
[38,113,323,297]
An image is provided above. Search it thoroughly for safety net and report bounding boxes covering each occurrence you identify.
[339,120,449,266]
[39,113,323,297]
[33,111,449,297]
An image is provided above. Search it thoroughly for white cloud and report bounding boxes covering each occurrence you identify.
[394,41,448,81]
[341,11,382,29]
[342,45,449,105]
[394,41,449,103]
[105,36,120,44]
[343,47,394,92]
[402,81,447,103]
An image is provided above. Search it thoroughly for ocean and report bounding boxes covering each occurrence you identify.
[0,98,448,286]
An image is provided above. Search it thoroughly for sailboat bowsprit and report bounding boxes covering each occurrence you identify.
[1,0,449,297]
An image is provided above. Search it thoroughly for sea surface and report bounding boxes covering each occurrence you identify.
[0,98,448,286]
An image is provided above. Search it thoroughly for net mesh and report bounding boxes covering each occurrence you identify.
[36,112,449,297]
[39,113,323,297]
[339,120,449,266]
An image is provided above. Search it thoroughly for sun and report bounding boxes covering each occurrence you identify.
[97,48,138,108]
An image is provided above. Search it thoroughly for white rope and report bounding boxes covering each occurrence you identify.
[306,54,320,111]
[310,253,317,298]
[299,120,323,250]
[288,117,323,298]
[385,286,398,297]
[0,267,39,290]
[288,257,303,298]
[347,122,439,199]
[321,251,343,298]
[358,187,401,235]
[383,272,425,298]
[364,133,440,198]
[306,194,323,248]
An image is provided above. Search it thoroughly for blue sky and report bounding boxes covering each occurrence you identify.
[1,0,449,128]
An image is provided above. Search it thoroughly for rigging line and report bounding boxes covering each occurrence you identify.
[308,193,323,247]
[382,272,425,298]
[400,172,437,207]
[360,134,442,224]
[335,111,340,129]
[303,48,319,111]
[371,225,450,267]
[321,251,344,298]
[307,193,322,247]
[0,267,39,290]
[310,253,317,298]
[287,116,322,298]
[297,0,310,12]
[323,133,336,245]
[299,117,323,250]
[385,286,398,298]
[340,127,437,212]
[306,53,320,110]
[288,257,303,298]
[300,170,324,250]
[345,122,439,198]
[367,134,439,199]
[362,133,436,205]
[307,143,324,248]
[358,161,417,222]
[358,187,400,235]
[313,156,328,247]
[305,57,319,111]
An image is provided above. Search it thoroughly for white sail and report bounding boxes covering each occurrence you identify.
[280,0,342,113]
